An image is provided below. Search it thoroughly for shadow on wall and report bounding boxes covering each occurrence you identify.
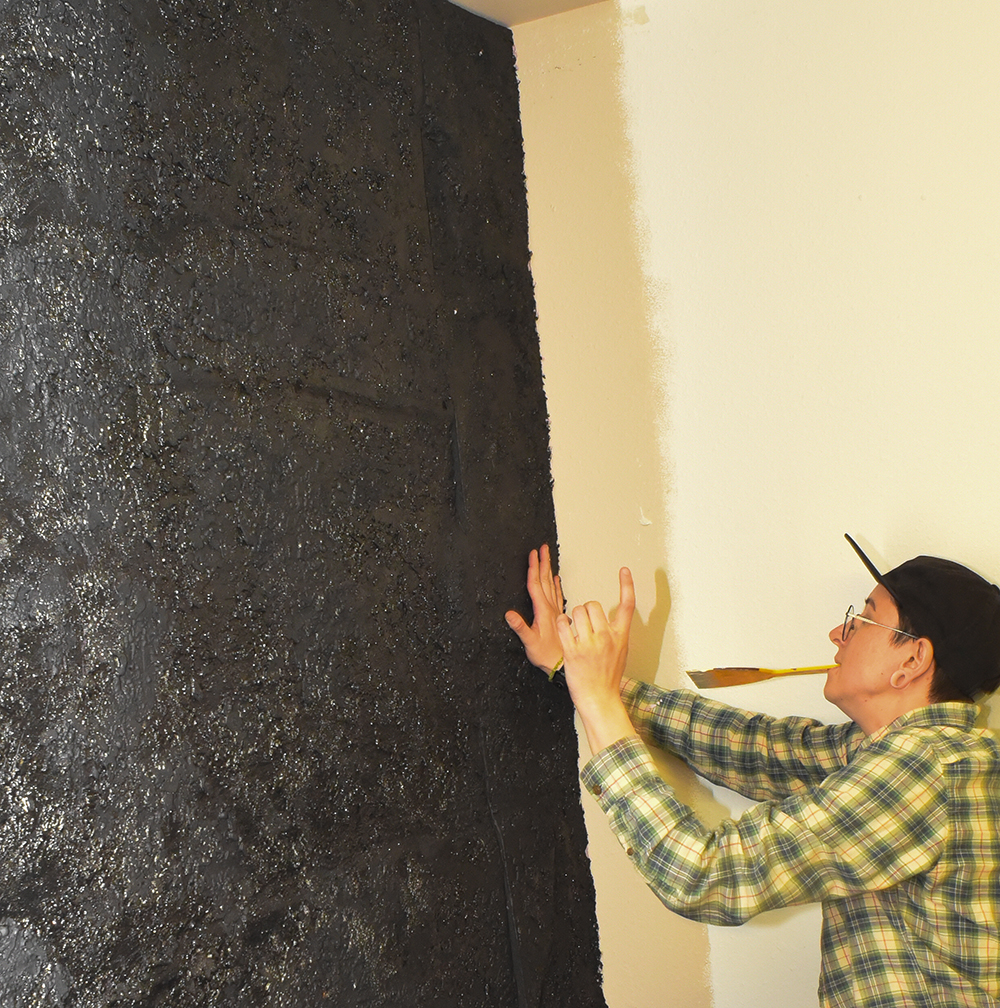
[0,0,605,1004]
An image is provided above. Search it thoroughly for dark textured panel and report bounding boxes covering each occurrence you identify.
[0,0,605,1005]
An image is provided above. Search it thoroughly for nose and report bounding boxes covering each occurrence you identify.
[829,623,844,646]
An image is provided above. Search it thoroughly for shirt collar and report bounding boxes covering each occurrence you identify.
[862,702,979,748]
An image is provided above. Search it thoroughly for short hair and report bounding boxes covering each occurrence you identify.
[893,606,977,704]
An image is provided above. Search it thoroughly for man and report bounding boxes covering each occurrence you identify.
[505,537,1000,1007]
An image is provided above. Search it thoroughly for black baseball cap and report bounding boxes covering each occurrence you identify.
[845,534,1000,699]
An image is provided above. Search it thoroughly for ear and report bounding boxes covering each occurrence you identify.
[890,637,935,690]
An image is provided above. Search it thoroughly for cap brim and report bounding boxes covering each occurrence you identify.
[845,534,886,583]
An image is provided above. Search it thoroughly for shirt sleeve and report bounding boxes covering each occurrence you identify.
[621,678,865,800]
[580,727,949,926]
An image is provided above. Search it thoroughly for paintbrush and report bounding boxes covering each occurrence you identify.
[686,665,836,688]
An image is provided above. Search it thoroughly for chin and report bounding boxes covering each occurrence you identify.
[823,677,847,716]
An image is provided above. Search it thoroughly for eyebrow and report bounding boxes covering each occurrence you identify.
[865,594,876,612]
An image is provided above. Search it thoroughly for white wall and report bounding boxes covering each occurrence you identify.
[515,2,1000,1006]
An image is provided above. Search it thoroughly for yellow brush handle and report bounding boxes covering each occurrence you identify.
[761,665,836,676]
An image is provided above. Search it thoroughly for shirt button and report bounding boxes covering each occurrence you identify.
[591,784,602,796]
[626,848,635,857]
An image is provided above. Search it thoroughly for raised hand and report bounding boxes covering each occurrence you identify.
[557,567,635,704]
[556,567,638,754]
[505,544,566,676]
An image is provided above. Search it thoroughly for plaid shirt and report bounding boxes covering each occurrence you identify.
[581,679,1000,1007]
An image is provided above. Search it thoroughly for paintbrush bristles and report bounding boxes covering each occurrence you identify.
[686,666,835,688]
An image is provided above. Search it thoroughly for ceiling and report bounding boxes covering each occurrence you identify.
[447,0,605,27]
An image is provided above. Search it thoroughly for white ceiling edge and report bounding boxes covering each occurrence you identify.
[447,0,605,28]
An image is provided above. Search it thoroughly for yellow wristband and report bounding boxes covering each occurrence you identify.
[547,657,564,681]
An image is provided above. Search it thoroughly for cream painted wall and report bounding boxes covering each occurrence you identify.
[514,6,714,1006]
[515,2,1000,1007]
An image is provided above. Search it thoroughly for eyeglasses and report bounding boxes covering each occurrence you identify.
[842,605,919,643]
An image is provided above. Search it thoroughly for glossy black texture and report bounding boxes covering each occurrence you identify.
[0,0,605,1005]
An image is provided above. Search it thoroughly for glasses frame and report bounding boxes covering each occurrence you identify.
[842,604,919,643]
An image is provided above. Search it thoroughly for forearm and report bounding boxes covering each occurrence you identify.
[572,689,638,756]
[581,736,793,925]
[581,735,946,925]
[621,678,860,799]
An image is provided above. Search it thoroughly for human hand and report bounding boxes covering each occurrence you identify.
[505,544,566,677]
[556,567,635,714]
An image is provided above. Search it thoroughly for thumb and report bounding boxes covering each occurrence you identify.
[555,613,576,648]
[505,610,527,634]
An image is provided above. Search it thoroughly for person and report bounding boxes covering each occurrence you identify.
[505,537,1000,1008]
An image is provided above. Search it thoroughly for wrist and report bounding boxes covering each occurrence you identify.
[570,691,635,754]
[571,688,624,722]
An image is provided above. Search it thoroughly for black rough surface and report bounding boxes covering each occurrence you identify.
[0,1,606,1005]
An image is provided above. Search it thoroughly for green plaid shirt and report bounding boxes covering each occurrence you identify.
[581,679,1000,1007]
